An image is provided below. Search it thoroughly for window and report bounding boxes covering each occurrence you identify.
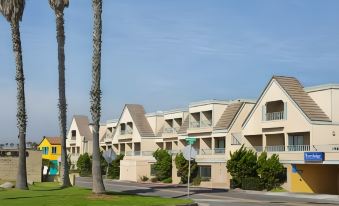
[289,135,304,145]
[198,166,211,181]
[52,147,57,154]
[42,147,49,155]
[150,164,156,176]
[71,130,76,137]
[120,123,126,134]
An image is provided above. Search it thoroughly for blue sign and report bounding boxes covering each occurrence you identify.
[304,152,324,162]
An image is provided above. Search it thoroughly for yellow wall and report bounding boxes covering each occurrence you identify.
[291,164,339,194]
[38,138,61,161]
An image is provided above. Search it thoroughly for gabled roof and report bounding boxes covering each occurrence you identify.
[99,124,107,142]
[125,104,155,137]
[274,76,330,122]
[39,136,61,147]
[242,76,330,127]
[177,116,189,134]
[73,115,92,140]
[46,137,61,145]
[214,102,244,130]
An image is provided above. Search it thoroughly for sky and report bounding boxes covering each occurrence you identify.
[1,0,339,143]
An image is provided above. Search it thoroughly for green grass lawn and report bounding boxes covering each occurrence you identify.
[0,182,192,206]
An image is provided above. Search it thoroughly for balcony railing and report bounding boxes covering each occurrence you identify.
[265,111,284,121]
[200,120,212,128]
[199,148,225,155]
[163,127,180,133]
[125,151,141,156]
[120,129,133,135]
[189,121,200,128]
[189,120,212,128]
[249,145,311,152]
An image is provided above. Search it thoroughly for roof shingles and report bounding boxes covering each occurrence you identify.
[214,102,244,130]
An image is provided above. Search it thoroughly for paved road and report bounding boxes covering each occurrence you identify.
[75,177,339,206]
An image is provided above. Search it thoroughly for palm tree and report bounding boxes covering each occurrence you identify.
[0,0,28,190]
[48,0,71,188]
[90,0,105,194]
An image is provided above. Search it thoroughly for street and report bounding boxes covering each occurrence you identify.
[75,177,339,206]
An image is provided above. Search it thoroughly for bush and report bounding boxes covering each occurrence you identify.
[77,153,91,177]
[151,177,158,182]
[226,146,285,191]
[192,176,201,186]
[257,152,285,190]
[153,149,172,181]
[162,177,172,183]
[140,176,149,182]
[174,152,198,184]
[241,177,263,190]
[107,154,124,179]
[226,145,258,186]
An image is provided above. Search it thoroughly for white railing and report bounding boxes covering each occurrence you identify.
[286,145,310,151]
[200,120,212,128]
[265,145,286,152]
[249,145,311,152]
[141,151,154,156]
[189,121,200,128]
[125,151,141,156]
[120,129,133,135]
[199,148,225,155]
[265,111,284,121]
[163,127,176,133]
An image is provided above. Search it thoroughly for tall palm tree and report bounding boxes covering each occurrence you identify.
[48,0,71,187]
[90,0,105,194]
[0,0,28,190]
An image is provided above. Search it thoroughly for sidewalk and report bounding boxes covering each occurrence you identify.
[239,189,339,202]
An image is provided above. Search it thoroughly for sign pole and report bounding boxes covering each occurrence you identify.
[188,144,191,198]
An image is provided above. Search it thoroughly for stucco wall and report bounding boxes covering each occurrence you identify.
[0,150,42,182]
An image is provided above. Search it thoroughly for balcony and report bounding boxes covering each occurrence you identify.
[249,145,311,152]
[120,129,133,135]
[125,151,141,156]
[163,127,180,134]
[199,148,225,155]
[265,111,284,121]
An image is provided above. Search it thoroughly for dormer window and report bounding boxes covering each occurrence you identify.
[71,130,76,137]
[127,122,133,134]
[263,100,287,121]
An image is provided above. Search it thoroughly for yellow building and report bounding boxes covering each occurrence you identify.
[38,136,61,175]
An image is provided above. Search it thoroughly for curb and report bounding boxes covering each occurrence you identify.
[176,203,198,206]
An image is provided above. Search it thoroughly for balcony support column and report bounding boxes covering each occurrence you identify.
[212,137,215,153]
[263,134,267,149]
[284,133,289,150]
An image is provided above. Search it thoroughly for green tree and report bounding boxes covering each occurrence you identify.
[90,0,105,194]
[174,152,198,184]
[0,0,28,190]
[77,153,91,176]
[48,0,71,188]
[257,152,285,190]
[107,154,124,179]
[226,145,258,187]
[153,149,172,181]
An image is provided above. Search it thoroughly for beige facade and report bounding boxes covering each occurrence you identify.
[66,75,339,194]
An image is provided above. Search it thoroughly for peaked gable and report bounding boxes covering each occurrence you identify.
[73,115,92,140]
[243,76,330,128]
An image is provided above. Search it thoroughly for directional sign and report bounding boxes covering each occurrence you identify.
[102,148,116,164]
[185,137,196,145]
[183,145,197,161]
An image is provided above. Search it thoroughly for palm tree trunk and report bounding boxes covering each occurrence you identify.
[55,10,71,187]
[11,21,28,190]
[91,0,105,194]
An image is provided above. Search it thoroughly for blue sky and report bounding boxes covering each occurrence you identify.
[1,1,339,142]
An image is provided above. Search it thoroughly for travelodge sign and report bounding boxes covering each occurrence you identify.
[304,152,325,162]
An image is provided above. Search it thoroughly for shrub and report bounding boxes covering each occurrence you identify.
[226,145,258,186]
[140,176,149,182]
[77,153,91,177]
[107,154,124,179]
[241,177,263,190]
[153,149,172,181]
[151,177,158,183]
[174,152,198,184]
[192,176,201,186]
[162,177,172,183]
[257,152,285,190]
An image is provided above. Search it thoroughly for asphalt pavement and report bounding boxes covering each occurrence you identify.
[75,177,339,206]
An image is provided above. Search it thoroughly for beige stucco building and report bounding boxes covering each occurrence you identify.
[66,75,339,194]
